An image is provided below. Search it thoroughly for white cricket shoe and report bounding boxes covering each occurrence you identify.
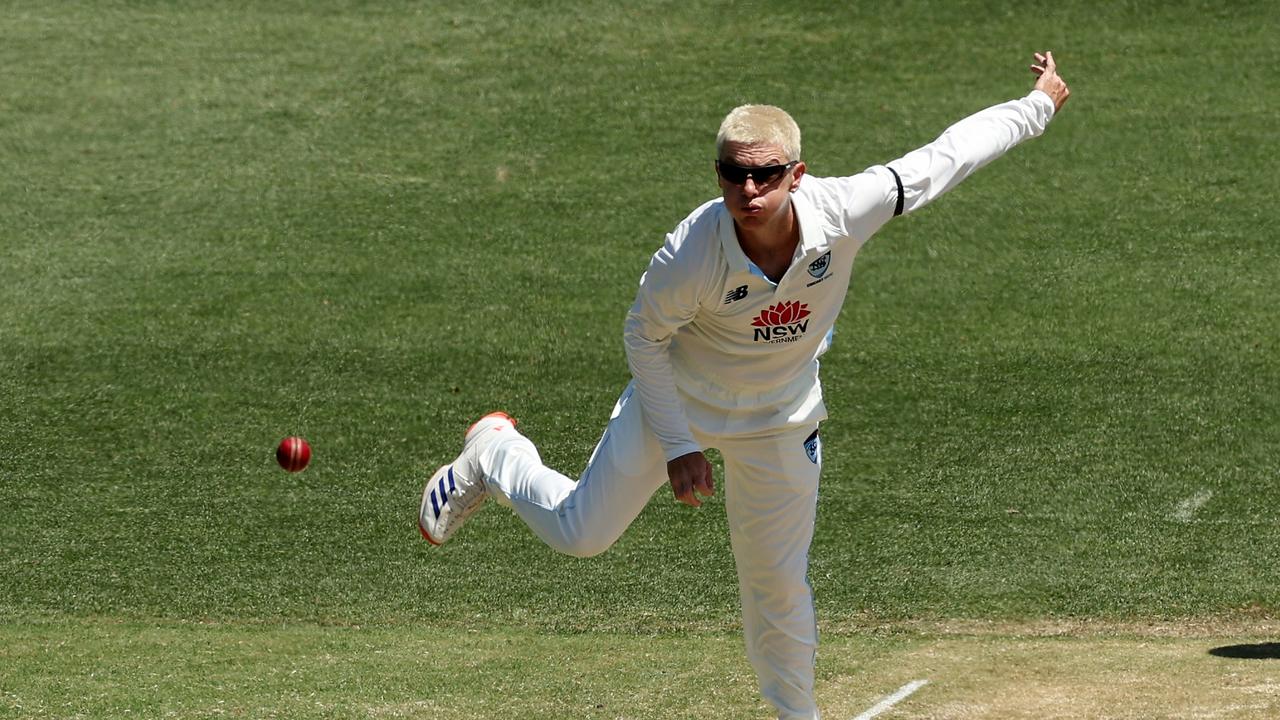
[418,411,517,546]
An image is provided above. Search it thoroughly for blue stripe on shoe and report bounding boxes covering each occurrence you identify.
[430,489,441,519]
[447,467,457,494]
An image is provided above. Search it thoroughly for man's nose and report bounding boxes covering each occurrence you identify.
[741,177,761,197]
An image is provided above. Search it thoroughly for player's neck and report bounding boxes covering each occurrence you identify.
[736,207,800,283]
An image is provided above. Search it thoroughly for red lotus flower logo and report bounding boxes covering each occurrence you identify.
[751,301,812,343]
[752,301,810,327]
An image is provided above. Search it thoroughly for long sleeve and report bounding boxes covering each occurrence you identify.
[622,212,721,462]
[803,90,1057,245]
[889,89,1056,215]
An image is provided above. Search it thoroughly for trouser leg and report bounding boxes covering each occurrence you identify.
[479,382,669,557]
[722,424,823,720]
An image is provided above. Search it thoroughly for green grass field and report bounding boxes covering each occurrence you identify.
[3,1,1279,717]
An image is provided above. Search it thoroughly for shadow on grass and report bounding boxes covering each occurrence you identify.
[1209,643,1280,659]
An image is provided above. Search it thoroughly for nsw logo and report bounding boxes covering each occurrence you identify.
[807,252,831,279]
[751,300,811,343]
[804,429,820,465]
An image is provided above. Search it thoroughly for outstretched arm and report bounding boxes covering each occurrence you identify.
[813,51,1072,241]
[877,51,1069,218]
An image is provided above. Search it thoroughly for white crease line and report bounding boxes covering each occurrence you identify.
[852,679,929,720]
[1173,489,1213,523]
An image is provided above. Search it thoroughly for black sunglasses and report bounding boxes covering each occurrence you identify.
[716,160,798,186]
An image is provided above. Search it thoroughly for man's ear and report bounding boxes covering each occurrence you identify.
[789,161,806,192]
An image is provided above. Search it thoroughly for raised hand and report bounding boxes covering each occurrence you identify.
[1031,51,1070,112]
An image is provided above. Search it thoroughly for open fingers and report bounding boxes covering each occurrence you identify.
[1030,50,1070,112]
[1031,50,1056,77]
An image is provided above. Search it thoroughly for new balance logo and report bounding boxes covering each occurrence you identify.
[724,285,749,304]
[751,301,811,343]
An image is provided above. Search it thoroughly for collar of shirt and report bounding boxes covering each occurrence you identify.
[716,189,829,280]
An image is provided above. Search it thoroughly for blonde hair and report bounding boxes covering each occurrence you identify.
[715,104,801,162]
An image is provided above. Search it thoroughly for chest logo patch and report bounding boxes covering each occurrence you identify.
[751,301,811,343]
[807,252,831,279]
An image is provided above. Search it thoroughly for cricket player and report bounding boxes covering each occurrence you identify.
[421,52,1070,719]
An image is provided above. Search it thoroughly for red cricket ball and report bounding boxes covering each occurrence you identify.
[276,436,311,473]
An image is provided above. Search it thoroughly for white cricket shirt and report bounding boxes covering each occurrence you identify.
[624,90,1057,461]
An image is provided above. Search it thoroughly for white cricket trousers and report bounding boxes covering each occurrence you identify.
[477,382,823,720]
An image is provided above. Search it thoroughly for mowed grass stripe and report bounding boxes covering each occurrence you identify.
[3,619,1279,719]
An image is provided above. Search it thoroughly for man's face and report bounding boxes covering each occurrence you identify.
[716,141,805,230]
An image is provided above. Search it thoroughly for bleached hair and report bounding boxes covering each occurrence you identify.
[715,104,801,162]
